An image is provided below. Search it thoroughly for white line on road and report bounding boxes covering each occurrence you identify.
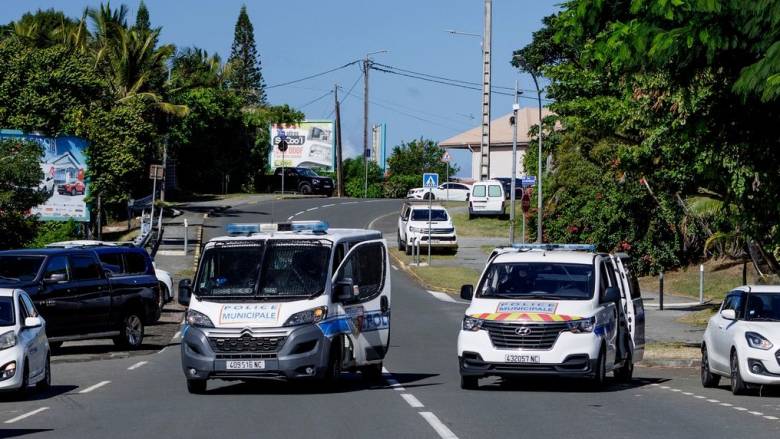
[4,407,49,424]
[173,330,182,339]
[733,407,748,411]
[400,393,424,408]
[720,403,733,407]
[382,367,405,391]
[306,207,318,212]
[79,380,111,394]
[694,395,706,399]
[706,399,720,403]
[322,204,335,208]
[127,361,148,370]
[419,412,459,439]
[391,265,398,271]
[287,216,294,221]
[749,411,764,416]
[367,211,398,230]
[295,211,305,216]
[682,392,693,395]
[764,415,779,420]
[427,291,458,303]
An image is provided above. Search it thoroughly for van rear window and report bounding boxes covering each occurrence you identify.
[488,185,502,197]
[473,186,486,197]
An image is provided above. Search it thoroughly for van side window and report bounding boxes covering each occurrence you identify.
[125,252,147,275]
[70,255,102,281]
[488,185,502,197]
[338,243,385,302]
[98,252,124,274]
[473,185,486,197]
[599,261,611,299]
[44,256,70,281]
[332,243,346,275]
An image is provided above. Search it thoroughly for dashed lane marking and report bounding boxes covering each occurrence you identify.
[427,291,458,303]
[749,411,764,416]
[706,399,720,403]
[306,207,318,212]
[127,361,148,370]
[382,367,405,391]
[4,407,49,424]
[419,412,459,439]
[78,380,111,394]
[652,385,780,424]
[287,216,294,221]
[765,416,779,420]
[400,393,424,408]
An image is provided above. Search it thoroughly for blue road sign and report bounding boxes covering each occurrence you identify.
[423,173,439,188]
[521,176,537,187]
[278,129,287,139]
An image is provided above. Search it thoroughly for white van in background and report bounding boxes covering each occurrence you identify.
[469,180,506,218]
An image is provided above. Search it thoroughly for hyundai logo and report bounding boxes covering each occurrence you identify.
[515,326,532,336]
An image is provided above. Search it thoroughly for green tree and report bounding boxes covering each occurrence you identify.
[342,157,383,198]
[385,138,457,197]
[227,5,266,106]
[133,1,151,33]
[0,139,47,249]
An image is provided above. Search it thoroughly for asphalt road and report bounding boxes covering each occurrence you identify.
[2,197,780,439]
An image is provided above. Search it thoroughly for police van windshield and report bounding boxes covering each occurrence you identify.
[478,262,595,300]
[194,241,332,300]
[411,209,448,221]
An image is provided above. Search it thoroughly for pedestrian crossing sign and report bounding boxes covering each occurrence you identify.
[423,173,439,188]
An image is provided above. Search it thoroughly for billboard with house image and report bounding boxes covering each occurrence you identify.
[0,130,90,222]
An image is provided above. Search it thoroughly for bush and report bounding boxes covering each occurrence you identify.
[27,219,81,248]
[384,174,418,198]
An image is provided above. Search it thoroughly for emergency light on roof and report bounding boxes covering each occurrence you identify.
[226,221,329,235]
[510,243,596,252]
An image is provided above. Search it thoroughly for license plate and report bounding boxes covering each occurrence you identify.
[226,360,266,370]
[505,354,540,364]
[430,240,440,244]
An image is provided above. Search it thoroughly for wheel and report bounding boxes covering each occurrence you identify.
[186,379,207,394]
[322,343,342,389]
[37,354,51,391]
[360,363,384,382]
[70,188,76,196]
[730,351,748,395]
[299,183,312,195]
[19,361,30,396]
[460,375,479,390]
[423,192,434,200]
[701,344,720,388]
[113,313,144,349]
[397,232,405,251]
[405,242,412,255]
[591,347,607,388]
[614,353,634,383]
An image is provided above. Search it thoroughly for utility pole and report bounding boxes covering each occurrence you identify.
[334,84,344,197]
[531,72,544,243]
[363,57,370,198]
[479,0,493,180]
[509,80,519,244]
[161,140,167,202]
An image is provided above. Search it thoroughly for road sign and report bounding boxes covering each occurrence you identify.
[149,164,164,180]
[441,151,451,163]
[278,129,287,139]
[278,139,288,152]
[521,176,537,187]
[423,173,439,188]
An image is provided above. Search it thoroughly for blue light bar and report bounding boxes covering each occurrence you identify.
[511,243,596,252]
[226,221,329,235]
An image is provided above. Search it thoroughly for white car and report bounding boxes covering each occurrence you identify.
[701,285,780,394]
[0,289,51,394]
[468,180,506,218]
[457,245,644,390]
[397,202,458,255]
[406,183,472,201]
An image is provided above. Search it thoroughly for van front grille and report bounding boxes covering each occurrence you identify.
[481,321,568,350]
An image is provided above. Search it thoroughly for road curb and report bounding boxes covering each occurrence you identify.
[639,358,699,368]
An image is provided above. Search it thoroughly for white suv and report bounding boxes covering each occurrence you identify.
[701,285,780,394]
[397,202,458,255]
[457,245,645,389]
[0,289,51,394]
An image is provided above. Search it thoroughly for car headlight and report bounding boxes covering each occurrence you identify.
[745,332,773,350]
[462,316,483,331]
[186,309,215,328]
[284,306,328,327]
[409,226,426,233]
[567,317,595,334]
[0,331,17,350]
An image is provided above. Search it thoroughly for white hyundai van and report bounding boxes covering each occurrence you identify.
[469,180,506,218]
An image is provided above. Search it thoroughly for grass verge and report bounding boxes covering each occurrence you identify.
[677,307,718,328]
[644,342,700,360]
[388,247,480,293]
[638,259,747,302]
[451,204,527,238]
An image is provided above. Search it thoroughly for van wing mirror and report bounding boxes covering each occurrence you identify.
[720,309,736,320]
[460,284,474,300]
[602,287,620,304]
[178,279,192,306]
[334,278,357,303]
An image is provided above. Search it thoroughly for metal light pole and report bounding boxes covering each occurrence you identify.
[509,81,519,244]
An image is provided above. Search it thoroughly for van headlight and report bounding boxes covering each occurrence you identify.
[0,331,17,350]
[186,309,215,328]
[462,316,483,331]
[567,317,595,334]
[745,332,773,350]
[284,307,328,327]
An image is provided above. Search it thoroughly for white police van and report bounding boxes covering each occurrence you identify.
[457,244,645,389]
[178,221,391,393]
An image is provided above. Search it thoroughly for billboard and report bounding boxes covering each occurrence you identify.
[0,130,90,222]
[270,120,335,170]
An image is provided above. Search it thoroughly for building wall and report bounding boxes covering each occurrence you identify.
[469,144,529,180]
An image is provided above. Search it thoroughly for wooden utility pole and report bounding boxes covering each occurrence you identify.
[334,84,344,197]
[479,0,493,180]
[363,57,370,198]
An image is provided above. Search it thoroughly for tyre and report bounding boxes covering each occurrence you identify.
[186,379,207,394]
[19,361,30,396]
[405,242,412,256]
[701,344,720,388]
[424,192,434,200]
[299,183,312,195]
[113,313,144,349]
[730,351,748,395]
[37,354,51,391]
[591,347,607,389]
[614,353,634,383]
[70,188,76,196]
[397,232,405,251]
[360,363,384,382]
[323,342,342,389]
[460,375,479,390]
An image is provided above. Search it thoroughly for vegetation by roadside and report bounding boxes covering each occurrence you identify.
[643,342,700,361]
[388,247,480,293]
[677,308,718,329]
[451,204,526,239]
[638,259,748,301]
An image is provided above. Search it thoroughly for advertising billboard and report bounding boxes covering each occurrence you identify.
[270,120,335,170]
[0,130,90,222]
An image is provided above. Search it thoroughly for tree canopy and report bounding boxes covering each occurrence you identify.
[227,6,266,106]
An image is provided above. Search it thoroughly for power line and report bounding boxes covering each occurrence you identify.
[326,70,363,119]
[372,62,528,92]
[370,100,466,132]
[297,90,333,110]
[266,59,360,89]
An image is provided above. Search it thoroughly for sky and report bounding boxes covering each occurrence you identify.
[1,0,560,177]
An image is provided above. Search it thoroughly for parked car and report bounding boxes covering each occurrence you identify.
[494,177,524,200]
[701,285,780,394]
[0,288,50,394]
[398,201,458,254]
[38,175,55,197]
[468,180,506,218]
[57,180,85,196]
[406,183,472,201]
[0,248,160,350]
[268,167,334,196]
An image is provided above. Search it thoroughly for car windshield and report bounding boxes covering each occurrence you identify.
[745,293,780,321]
[411,209,448,221]
[195,241,332,299]
[0,255,45,283]
[298,168,318,177]
[0,297,14,326]
[478,262,595,300]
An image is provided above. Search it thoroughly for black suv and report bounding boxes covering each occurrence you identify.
[272,167,334,196]
[0,247,160,349]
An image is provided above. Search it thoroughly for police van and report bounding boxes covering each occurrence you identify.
[457,244,645,389]
[177,221,391,393]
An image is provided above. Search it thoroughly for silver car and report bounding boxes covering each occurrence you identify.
[0,288,51,394]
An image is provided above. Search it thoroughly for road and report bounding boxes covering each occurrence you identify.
[2,197,780,439]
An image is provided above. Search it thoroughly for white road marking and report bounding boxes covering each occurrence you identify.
[392,265,399,271]
[706,399,720,403]
[660,385,670,389]
[367,210,398,229]
[764,415,779,420]
[4,407,49,424]
[720,403,733,407]
[382,367,405,391]
[733,407,748,411]
[695,395,706,399]
[287,216,294,221]
[427,291,458,303]
[306,207,318,212]
[669,388,681,392]
[419,412,459,439]
[400,393,424,408]
[295,211,305,216]
[749,411,764,416]
[79,380,111,394]
[127,361,148,370]
[682,392,693,395]
[322,204,335,208]
[173,330,182,339]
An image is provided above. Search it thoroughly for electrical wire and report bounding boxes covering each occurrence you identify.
[325,70,363,119]
[372,62,531,93]
[369,100,466,132]
[297,90,333,110]
[266,59,361,89]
